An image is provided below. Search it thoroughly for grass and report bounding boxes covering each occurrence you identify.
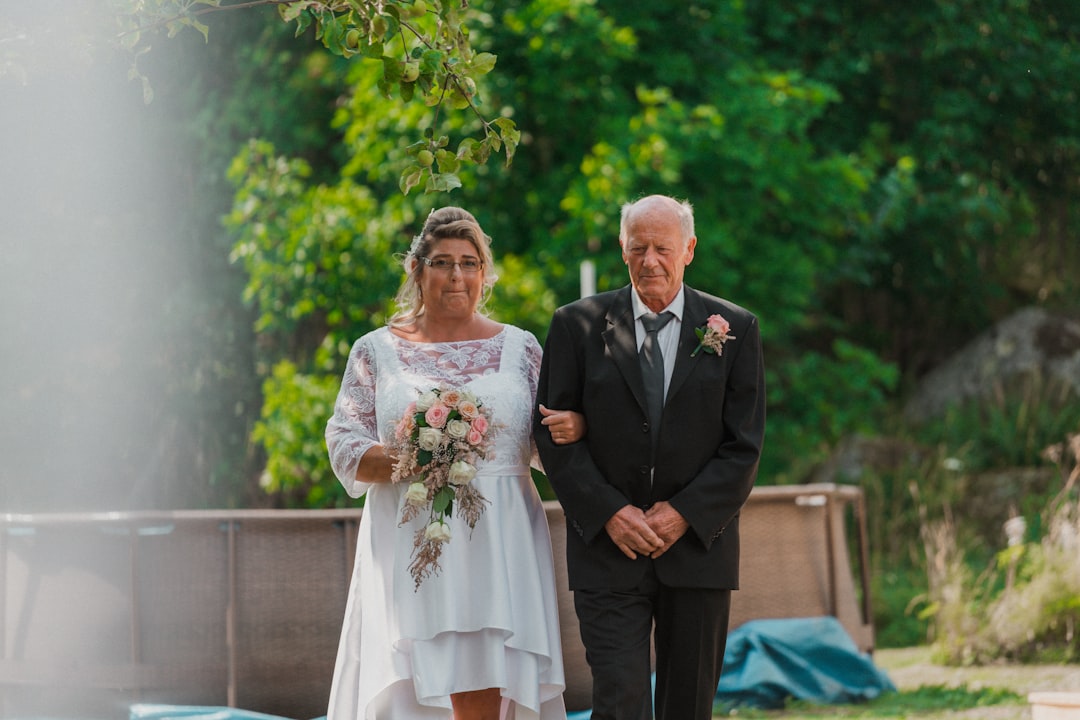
[712,645,1080,719]
[716,686,1020,718]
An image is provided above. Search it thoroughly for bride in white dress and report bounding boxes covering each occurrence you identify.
[325,207,584,720]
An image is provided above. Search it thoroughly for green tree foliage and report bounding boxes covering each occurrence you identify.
[252,360,345,506]
[113,0,520,193]
[746,0,1080,376]
[225,136,414,504]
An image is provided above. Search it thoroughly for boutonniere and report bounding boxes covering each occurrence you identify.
[691,314,735,357]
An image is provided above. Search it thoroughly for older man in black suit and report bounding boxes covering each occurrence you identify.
[534,195,766,720]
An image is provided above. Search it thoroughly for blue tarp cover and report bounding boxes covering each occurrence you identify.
[715,616,896,710]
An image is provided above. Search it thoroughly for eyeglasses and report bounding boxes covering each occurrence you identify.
[418,257,484,273]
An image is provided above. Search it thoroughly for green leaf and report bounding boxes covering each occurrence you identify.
[470,52,497,75]
[493,117,519,165]
[421,49,444,73]
[434,149,460,174]
[457,137,490,164]
[425,172,462,193]
[432,486,454,515]
[399,166,423,195]
[447,86,471,110]
[440,173,463,192]
[362,37,385,60]
[292,10,313,37]
[278,3,306,23]
[320,15,347,55]
[382,56,403,83]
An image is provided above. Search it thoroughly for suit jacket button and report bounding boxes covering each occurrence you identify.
[642,422,649,433]
[639,465,650,475]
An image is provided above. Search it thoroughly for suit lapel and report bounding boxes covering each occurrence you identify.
[667,287,706,403]
[602,287,649,413]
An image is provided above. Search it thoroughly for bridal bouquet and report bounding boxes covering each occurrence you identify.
[390,385,495,589]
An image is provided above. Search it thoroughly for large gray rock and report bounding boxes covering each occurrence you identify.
[804,434,928,485]
[904,307,1080,423]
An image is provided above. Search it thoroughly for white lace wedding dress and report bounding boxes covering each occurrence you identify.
[325,325,567,720]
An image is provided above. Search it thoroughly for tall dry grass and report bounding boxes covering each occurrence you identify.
[916,433,1080,664]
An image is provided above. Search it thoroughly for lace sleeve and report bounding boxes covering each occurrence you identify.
[524,330,544,473]
[326,335,380,498]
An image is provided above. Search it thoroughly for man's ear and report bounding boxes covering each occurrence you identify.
[684,235,698,265]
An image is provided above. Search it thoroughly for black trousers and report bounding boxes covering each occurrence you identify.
[573,562,732,720]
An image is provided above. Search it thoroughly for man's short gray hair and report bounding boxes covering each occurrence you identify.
[618,195,695,248]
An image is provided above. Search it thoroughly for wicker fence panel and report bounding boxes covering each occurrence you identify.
[2,485,871,719]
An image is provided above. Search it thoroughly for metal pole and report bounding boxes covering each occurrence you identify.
[226,521,238,708]
[579,260,596,299]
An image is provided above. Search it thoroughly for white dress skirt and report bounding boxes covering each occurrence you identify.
[325,326,567,720]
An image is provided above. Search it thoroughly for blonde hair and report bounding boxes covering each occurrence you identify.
[388,207,498,328]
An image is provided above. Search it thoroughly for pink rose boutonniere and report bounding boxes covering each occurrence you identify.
[691,314,735,357]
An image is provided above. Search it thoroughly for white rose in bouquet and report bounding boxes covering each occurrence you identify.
[447,459,477,486]
[415,389,439,412]
[446,418,470,440]
[404,482,428,506]
[417,427,444,452]
[425,520,452,542]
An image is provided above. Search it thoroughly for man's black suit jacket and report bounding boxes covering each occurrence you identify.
[534,284,766,591]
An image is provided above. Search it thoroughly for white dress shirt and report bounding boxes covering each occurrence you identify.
[632,287,685,402]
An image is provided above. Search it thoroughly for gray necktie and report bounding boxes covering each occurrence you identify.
[639,312,674,446]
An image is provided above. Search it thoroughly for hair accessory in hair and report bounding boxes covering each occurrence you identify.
[408,233,424,257]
